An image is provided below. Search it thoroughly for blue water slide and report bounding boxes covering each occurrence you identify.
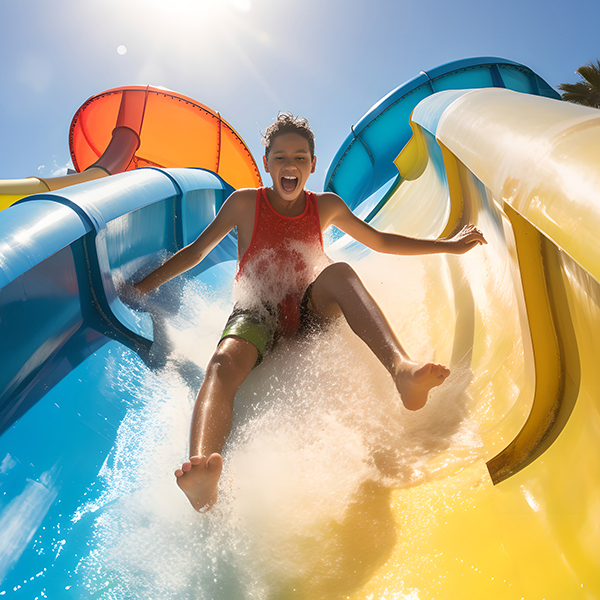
[0,168,234,593]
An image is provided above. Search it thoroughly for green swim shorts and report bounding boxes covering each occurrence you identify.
[219,284,318,365]
[219,305,278,365]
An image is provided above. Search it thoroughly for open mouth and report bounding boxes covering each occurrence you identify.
[281,176,298,193]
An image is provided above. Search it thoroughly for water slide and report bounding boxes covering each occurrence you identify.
[0,85,261,210]
[1,58,599,598]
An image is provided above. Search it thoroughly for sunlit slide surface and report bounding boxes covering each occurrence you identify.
[1,58,599,599]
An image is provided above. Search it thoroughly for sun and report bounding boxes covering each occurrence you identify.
[142,0,251,20]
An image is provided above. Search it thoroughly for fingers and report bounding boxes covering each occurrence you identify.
[450,224,487,254]
[461,224,487,244]
[462,224,484,236]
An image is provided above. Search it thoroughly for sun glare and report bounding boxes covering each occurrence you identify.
[125,0,259,49]
[78,0,270,99]
[143,0,252,19]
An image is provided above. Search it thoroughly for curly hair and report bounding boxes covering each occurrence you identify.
[262,112,315,159]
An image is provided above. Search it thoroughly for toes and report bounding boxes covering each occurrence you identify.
[206,453,223,473]
[432,363,450,378]
[176,455,210,479]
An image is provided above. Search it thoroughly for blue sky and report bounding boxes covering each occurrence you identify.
[1,0,599,190]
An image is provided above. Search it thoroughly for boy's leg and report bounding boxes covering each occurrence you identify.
[308,262,449,410]
[175,336,258,511]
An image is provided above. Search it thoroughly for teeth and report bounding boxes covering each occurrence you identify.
[283,176,297,179]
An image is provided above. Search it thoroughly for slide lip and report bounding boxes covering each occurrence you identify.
[0,167,235,391]
[0,199,91,289]
[324,56,559,212]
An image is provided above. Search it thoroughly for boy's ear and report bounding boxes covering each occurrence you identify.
[311,156,316,173]
[263,155,269,173]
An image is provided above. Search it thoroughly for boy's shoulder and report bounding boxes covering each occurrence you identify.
[223,187,260,210]
[215,188,258,227]
[311,190,343,204]
[311,190,342,199]
[228,187,260,200]
[314,191,354,228]
[313,190,347,211]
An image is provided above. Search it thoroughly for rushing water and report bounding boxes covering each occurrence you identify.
[74,249,488,599]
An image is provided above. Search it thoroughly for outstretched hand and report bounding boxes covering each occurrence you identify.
[445,224,487,254]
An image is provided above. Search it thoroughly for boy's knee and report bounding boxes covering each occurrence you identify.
[321,262,359,286]
[311,262,361,310]
[323,261,356,279]
[207,348,235,374]
[207,338,257,378]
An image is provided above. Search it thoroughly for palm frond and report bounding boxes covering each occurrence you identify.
[576,60,600,90]
[558,60,600,108]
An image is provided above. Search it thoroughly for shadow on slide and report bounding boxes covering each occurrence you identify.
[1,58,599,598]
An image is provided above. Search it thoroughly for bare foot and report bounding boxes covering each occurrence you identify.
[175,453,223,512]
[394,361,450,410]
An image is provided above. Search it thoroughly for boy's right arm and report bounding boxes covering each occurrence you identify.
[132,190,248,295]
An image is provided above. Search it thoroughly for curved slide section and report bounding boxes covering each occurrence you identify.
[0,167,238,595]
[324,60,600,598]
[0,167,235,434]
[0,85,261,210]
[1,58,599,598]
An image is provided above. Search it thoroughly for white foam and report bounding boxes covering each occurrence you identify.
[233,239,330,316]
[76,250,485,598]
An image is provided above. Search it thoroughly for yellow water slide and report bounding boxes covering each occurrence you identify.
[329,88,600,599]
[0,168,109,210]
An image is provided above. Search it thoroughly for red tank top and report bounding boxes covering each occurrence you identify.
[235,187,325,336]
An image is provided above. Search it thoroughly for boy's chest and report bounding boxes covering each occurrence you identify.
[235,193,324,259]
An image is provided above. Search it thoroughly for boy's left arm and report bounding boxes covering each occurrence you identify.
[321,193,486,255]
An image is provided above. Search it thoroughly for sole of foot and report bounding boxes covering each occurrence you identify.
[395,362,450,411]
[175,453,223,512]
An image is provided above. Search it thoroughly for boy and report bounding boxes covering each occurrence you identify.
[133,113,486,512]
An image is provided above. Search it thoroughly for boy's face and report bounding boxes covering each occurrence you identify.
[263,132,316,201]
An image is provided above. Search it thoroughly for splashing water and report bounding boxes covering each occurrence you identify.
[75,248,486,599]
[232,240,331,317]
